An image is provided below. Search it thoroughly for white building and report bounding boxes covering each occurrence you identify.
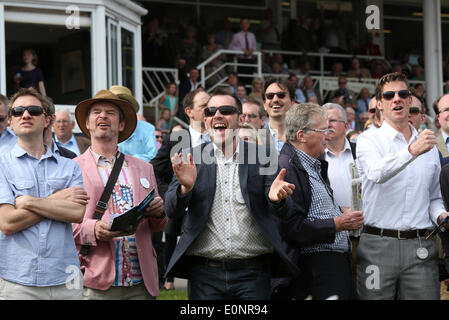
[0,0,146,116]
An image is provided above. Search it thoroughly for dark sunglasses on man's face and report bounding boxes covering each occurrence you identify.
[265,92,287,100]
[204,105,239,117]
[10,105,45,117]
[0,116,6,122]
[382,90,411,101]
[368,108,376,114]
[409,107,421,115]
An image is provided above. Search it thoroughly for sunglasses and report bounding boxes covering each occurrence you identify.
[0,116,6,122]
[265,92,287,100]
[10,105,45,117]
[155,135,162,139]
[368,108,376,114]
[382,90,411,101]
[204,105,239,117]
[409,107,421,115]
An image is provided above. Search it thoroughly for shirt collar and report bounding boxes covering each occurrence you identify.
[11,142,57,162]
[379,120,418,142]
[212,137,240,163]
[325,138,352,156]
[89,147,120,166]
[442,130,449,144]
[0,127,15,139]
[189,126,204,144]
[55,134,77,146]
[293,144,321,169]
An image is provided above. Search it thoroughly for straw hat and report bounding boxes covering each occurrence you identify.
[109,85,139,113]
[75,89,137,142]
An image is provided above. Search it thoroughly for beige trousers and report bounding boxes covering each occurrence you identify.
[83,283,155,300]
[0,276,83,300]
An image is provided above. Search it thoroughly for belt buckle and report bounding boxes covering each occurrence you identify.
[397,230,406,240]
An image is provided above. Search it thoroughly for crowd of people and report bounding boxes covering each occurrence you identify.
[2,67,449,300]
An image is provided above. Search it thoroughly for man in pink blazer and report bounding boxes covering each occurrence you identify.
[72,89,167,299]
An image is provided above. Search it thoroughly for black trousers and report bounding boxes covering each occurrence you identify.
[291,251,357,300]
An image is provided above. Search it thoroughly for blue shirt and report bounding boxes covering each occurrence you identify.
[55,134,81,156]
[295,88,306,103]
[0,127,17,155]
[267,122,285,155]
[0,143,83,287]
[118,120,157,162]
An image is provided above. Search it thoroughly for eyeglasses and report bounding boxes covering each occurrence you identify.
[265,92,287,100]
[409,107,422,115]
[329,119,346,124]
[306,127,329,135]
[382,90,411,101]
[55,120,71,124]
[368,108,376,114]
[242,113,259,119]
[10,105,45,117]
[204,105,239,117]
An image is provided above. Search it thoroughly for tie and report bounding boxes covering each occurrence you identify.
[245,32,249,51]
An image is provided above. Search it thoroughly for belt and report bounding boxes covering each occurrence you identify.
[191,255,270,271]
[363,225,429,239]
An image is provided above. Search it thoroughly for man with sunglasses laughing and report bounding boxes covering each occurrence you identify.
[263,78,295,155]
[164,88,299,300]
[0,88,87,299]
[356,72,448,300]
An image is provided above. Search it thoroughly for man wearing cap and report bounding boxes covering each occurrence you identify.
[0,88,87,299]
[72,89,167,300]
[110,85,158,163]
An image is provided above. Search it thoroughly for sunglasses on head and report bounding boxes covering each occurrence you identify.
[204,105,239,117]
[382,90,411,101]
[409,107,421,115]
[265,92,287,100]
[10,105,45,117]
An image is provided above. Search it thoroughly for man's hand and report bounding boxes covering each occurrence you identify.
[268,168,295,202]
[49,186,89,205]
[94,220,121,241]
[172,153,197,196]
[438,212,449,229]
[409,129,436,157]
[334,209,364,232]
[143,196,164,218]
[14,195,33,210]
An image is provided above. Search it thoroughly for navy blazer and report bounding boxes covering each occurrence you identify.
[164,141,299,279]
[278,142,336,248]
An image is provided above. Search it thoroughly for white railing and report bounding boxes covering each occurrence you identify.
[142,67,178,122]
[196,49,262,92]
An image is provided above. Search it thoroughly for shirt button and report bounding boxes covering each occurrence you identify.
[41,234,45,238]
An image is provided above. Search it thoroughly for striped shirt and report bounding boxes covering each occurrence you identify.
[91,150,143,286]
[294,147,350,254]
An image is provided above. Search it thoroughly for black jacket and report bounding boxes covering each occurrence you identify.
[164,141,299,280]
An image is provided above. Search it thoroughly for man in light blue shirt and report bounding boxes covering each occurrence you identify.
[0,94,17,155]
[111,86,158,162]
[0,88,87,300]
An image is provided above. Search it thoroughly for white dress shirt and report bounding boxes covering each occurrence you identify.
[325,139,354,208]
[356,121,445,230]
[189,126,209,148]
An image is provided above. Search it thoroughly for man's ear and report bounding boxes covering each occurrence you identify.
[297,129,306,143]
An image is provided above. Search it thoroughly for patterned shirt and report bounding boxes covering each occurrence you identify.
[90,149,143,286]
[187,140,273,259]
[294,147,350,254]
